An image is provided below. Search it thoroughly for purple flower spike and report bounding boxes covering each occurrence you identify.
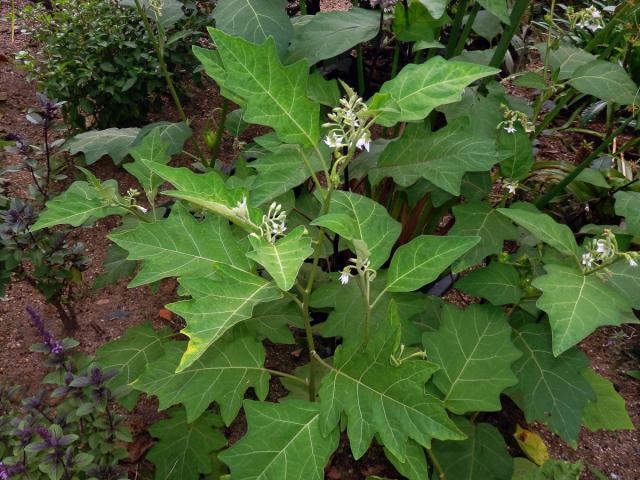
[26,306,63,356]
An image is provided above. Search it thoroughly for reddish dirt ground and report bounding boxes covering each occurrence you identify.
[1,1,638,479]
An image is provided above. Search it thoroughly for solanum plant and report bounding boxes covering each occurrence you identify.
[27,1,639,479]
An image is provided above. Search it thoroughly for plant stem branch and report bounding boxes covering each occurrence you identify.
[446,0,470,58]
[264,368,309,386]
[453,2,480,57]
[427,448,446,480]
[534,116,633,208]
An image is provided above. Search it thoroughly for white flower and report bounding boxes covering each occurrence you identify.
[582,252,595,268]
[504,181,518,195]
[136,205,148,214]
[629,258,638,268]
[339,272,350,285]
[595,239,609,254]
[324,132,345,149]
[231,195,250,219]
[355,132,371,152]
[504,125,517,134]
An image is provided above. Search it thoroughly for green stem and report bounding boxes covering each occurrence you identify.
[391,43,401,78]
[210,99,229,163]
[453,2,480,57]
[446,0,470,58]
[265,368,309,386]
[534,116,633,208]
[531,0,556,125]
[427,448,445,480]
[357,272,372,345]
[534,91,574,135]
[301,186,334,401]
[133,0,206,163]
[480,0,531,90]
[356,45,365,96]
[300,0,307,15]
[310,350,334,371]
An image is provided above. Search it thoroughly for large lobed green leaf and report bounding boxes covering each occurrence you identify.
[614,191,640,236]
[108,202,251,287]
[133,330,270,425]
[287,8,380,65]
[370,119,500,194]
[498,206,580,259]
[457,262,523,305]
[313,190,402,269]
[423,305,521,414]
[432,419,513,480]
[318,303,464,461]
[532,264,630,356]
[373,56,498,126]
[63,127,139,165]
[124,128,171,200]
[207,28,321,146]
[569,59,639,106]
[147,407,226,480]
[168,266,281,371]
[581,369,633,432]
[386,235,480,293]
[449,201,519,272]
[95,321,171,409]
[247,226,314,291]
[31,180,125,231]
[219,400,339,480]
[212,0,293,57]
[508,322,594,443]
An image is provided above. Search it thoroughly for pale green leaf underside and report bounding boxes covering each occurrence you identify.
[374,56,498,126]
[63,127,139,165]
[31,180,125,231]
[423,305,521,414]
[219,400,339,480]
[286,8,380,66]
[386,235,480,293]
[108,202,251,287]
[532,264,630,356]
[133,332,269,425]
[169,267,281,371]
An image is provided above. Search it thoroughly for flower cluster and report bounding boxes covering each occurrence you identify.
[339,256,376,286]
[581,229,639,272]
[497,104,535,134]
[26,306,63,356]
[257,202,287,244]
[369,0,398,13]
[571,6,605,32]
[323,87,372,155]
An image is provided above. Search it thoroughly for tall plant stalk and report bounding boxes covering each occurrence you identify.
[132,0,206,163]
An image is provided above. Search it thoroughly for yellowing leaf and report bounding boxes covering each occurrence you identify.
[514,425,549,466]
